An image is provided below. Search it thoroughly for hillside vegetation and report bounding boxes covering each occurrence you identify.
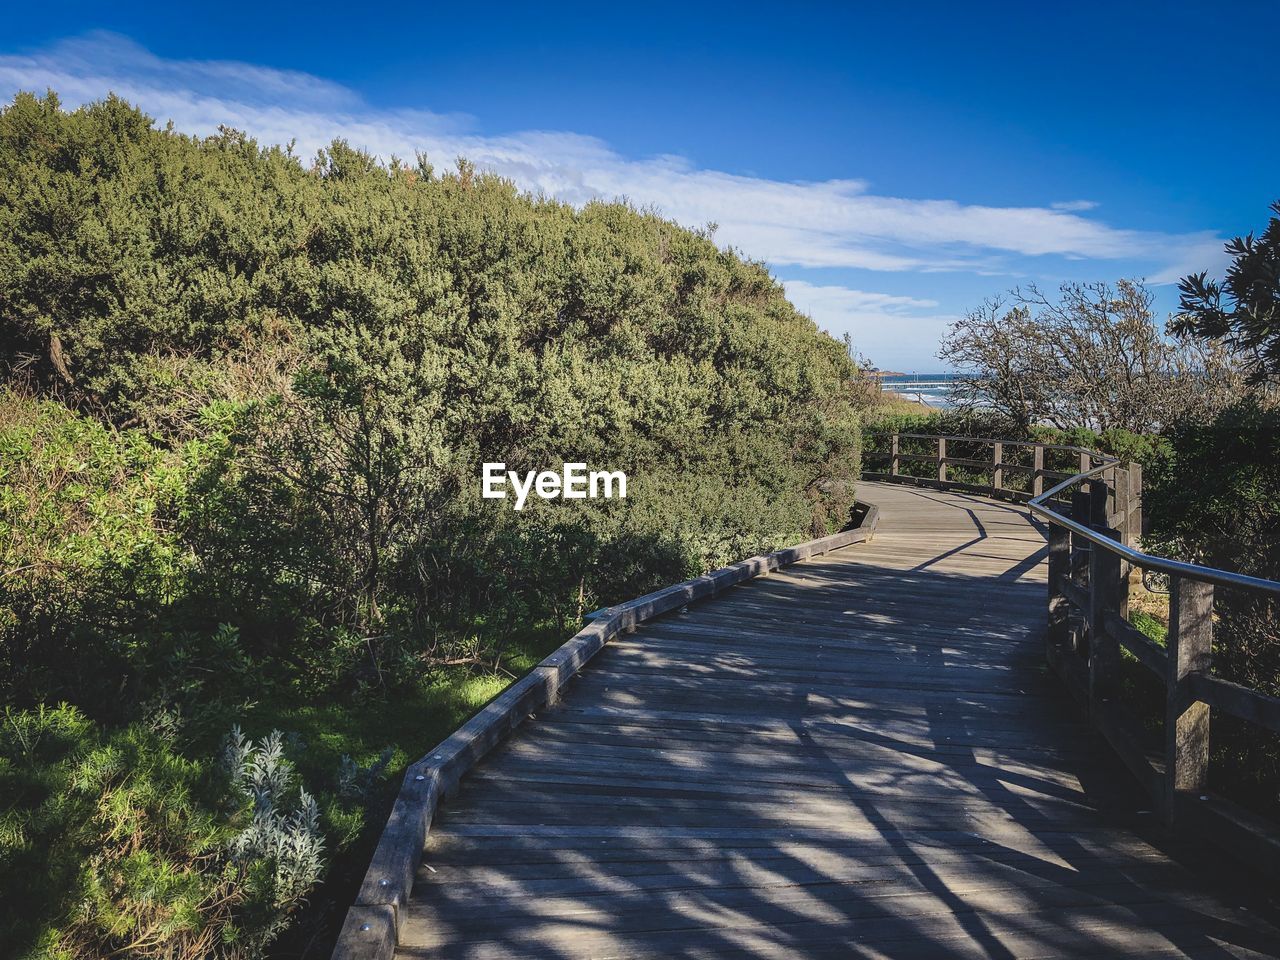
[0,92,866,958]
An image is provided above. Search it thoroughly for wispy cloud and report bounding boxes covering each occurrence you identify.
[781,280,958,370]
[0,32,1224,279]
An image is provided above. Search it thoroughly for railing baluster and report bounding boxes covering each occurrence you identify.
[937,437,947,485]
[992,441,1003,495]
[1088,525,1122,712]
[1070,489,1091,577]
[890,434,900,478]
[1165,575,1213,823]
[1033,445,1044,497]
[1068,490,1092,652]
[1089,471,1108,528]
[1048,522,1070,652]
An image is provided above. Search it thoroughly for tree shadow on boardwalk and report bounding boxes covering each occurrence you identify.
[393,493,1280,959]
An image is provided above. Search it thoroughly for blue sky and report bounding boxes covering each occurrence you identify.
[2,1,1276,371]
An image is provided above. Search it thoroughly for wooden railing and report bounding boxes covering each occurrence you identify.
[866,432,1280,869]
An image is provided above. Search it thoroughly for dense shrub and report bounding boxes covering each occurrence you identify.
[0,394,192,708]
[864,408,1167,464]
[0,707,322,958]
[1142,397,1280,811]
[1143,397,1280,696]
[0,91,867,956]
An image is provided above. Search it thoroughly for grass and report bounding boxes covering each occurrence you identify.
[250,623,570,958]
[1130,609,1169,645]
[1128,585,1170,643]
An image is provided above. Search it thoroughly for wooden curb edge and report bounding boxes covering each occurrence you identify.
[330,500,879,960]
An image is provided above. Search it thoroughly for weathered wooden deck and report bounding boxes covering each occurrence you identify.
[392,481,1280,958]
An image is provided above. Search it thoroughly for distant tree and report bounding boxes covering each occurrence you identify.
[939,280,1241,433]
[936,297,1056,432]
[1173,200,1280,385]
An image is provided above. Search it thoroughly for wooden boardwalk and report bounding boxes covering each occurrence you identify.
[392,482,1280,959]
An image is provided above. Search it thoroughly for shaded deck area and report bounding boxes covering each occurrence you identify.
[393,482,1280,958]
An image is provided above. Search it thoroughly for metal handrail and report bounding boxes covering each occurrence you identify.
[1027,454,1280,597]
[866,431,1280,597]
[868,429,1280,851]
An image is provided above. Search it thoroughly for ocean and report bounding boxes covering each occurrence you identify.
[878,373,962,408]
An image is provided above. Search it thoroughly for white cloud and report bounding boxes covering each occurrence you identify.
[0,33,1234,369]
[0,32,1224,280]
[781,280,958,371]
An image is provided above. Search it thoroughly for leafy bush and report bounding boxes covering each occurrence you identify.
[1144,397,1280,690]
[0,394,192,707]
[1141,396,1280,813]
[0,90,869,955]
[938,280,1241,433]
[1,709,323,959]
[864,408,1166,479]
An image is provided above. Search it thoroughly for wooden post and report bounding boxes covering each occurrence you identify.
[1128,462,1143,546]
[1165,576,1213,824]
[1066,490,1092,652]
[1070,489,1091,579]
[1111,466,1128,540]
[1033,445,1044,497]
[1088,526,1122,711]
[890,434,900,477]
[937,437,947,485]
[1089,475,1108,528]
[1047,522,1070,653]
[1080,450,1091,474]
[992,441,1003,495]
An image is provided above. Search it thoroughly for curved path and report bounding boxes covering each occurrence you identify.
[393,481,1280,958]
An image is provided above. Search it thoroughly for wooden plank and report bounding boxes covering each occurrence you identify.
[1088,698,1164,804]
[331,500,881,959]
[1104,609,1168,680]
[399,895,1280,959]
[372,480,1280,960]
[1057,573,1089,613]
[1190,673,1280,735]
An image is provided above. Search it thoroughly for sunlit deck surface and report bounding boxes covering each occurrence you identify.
[393,481,1280,959]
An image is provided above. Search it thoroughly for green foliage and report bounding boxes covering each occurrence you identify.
[0,91,867,956]
[865,407,1168,466]
[1,708,322,959]
[1174,200,1280,385]
[1142,396,1280,811]
[0,394,193,707]
[1144,397,1280,578]
[1143,397,1280,691]
[864,408,1013,441]
[1030,426,1169,468]
[1129,610,1167,645]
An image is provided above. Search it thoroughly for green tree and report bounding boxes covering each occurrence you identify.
[1174,200,1280,385]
